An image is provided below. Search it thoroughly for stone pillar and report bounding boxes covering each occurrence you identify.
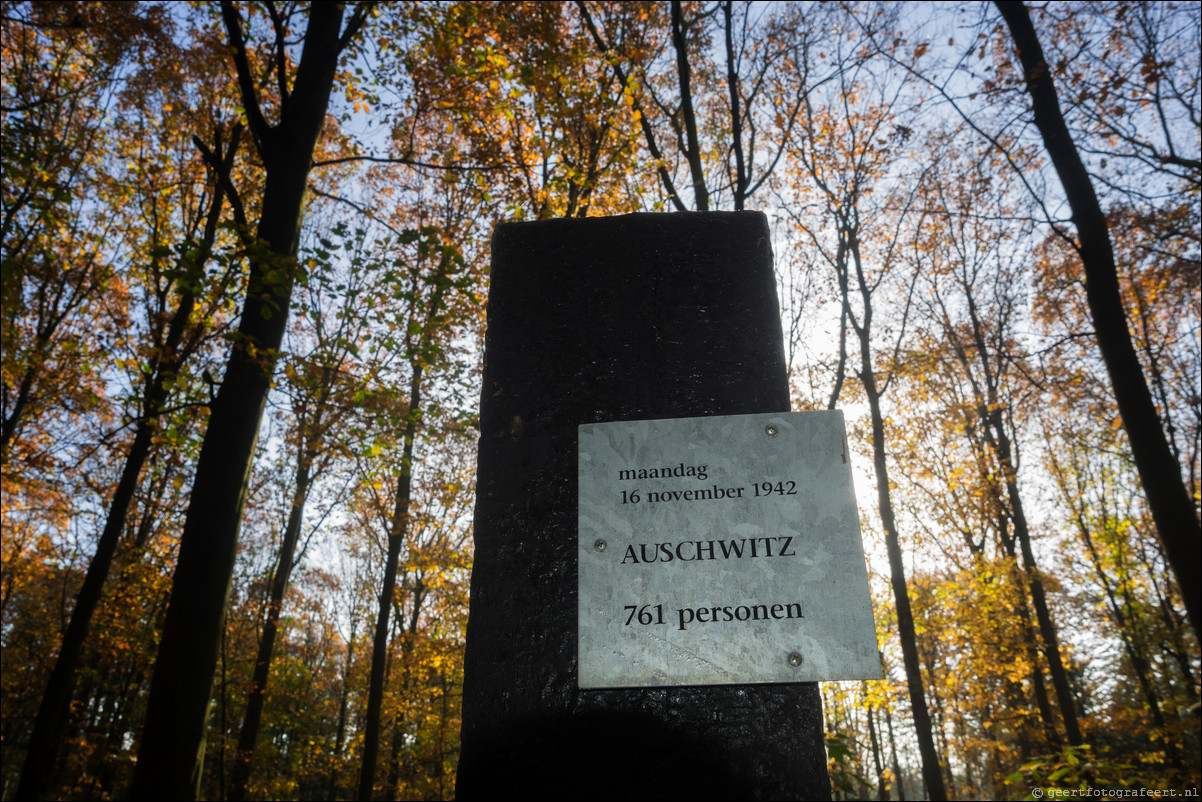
[457,212,829,800]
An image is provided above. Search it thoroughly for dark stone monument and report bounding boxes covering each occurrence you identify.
[457,212,830,801]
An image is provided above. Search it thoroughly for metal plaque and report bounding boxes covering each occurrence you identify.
[578,411,880,688]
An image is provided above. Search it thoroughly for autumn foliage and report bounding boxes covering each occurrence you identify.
[1,2,1198,800]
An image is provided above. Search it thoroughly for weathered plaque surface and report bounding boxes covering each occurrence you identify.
[579,410,879,688]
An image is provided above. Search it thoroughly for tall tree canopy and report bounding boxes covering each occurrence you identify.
[1,2,1197,799]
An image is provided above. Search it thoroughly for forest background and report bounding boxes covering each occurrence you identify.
[1,1,1198,800]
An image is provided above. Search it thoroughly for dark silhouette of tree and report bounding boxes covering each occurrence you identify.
[129,4,370,797]
[994,0,1201,638]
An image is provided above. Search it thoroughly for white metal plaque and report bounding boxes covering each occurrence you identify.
[578,411,880,688]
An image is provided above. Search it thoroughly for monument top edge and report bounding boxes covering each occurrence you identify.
[578,408,843,431]
[492,209,767,234]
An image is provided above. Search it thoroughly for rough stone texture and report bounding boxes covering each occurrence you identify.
[457,212,830,801]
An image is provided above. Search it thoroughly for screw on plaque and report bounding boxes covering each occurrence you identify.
[765,424,779,437]
[594,539,607,552]
[787,651,803,667]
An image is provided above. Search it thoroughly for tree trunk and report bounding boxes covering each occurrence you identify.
[944,277,1083,747]
[883,700,906,802]
[865,690,889,802]
[919,615,955,797]
[860,365,947,801]
[982,411,1083,746]
[129,5,354,798]
[834,220,943,799]
[358,249,452,800]
[1074,505,1180,769]
[574,1,688,212]
[722,1,747,210]
[995,0,1201,637]
[327,616,357,802]
[1007,467,1083,745]
[16,136,234,801]
[228,449,313,801]
[1007,566,1060,751]
[670,0,710,210]
[358,368,422,801]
